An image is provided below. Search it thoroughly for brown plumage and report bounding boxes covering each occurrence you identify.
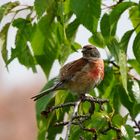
[31,45,104,101]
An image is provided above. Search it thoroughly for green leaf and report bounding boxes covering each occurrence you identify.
[127,80,137,102]
[107,37,119,62]
[71,42,81,52]
[128,59,140,74]
[55,90,68,119]
[80,101,91,114]
[110,2,136,35]
[64,0,71,15]
[132,103,140,119]
[66,18,80,40]
[112,88,121,113]
[129,5,140,33]
[132,80,140,103]
[119,29,134,93]
[35,16,61,76]
[47,112,63,140]
[125,125,135,139]
[69,126,83,140]
[99,130,117,140]
[45,0,57,16]
[121,125,135,140]
[120,29,134,52]
[112,114,124,128]
[0,23,10,63]
[35,15,71,76]
[89,112,108,131]
[133,31,140,64]
[89,32,105,48]
[0,1,19,22]
[100,13,110,39]
[136,135,140,140]
[34,0,47,17]
[118,85,134,117]
[47,93,72,140]
[35,0,57,19]
[70,0,101,32]
[118,49,128,93]
[103,67,115,98]
[56,0,65,24]
[127,80,140,118]
[12,18,34,39]
[58,43,72,65]
[31,26,45,55]
[46,94,76,140]
[8,18,36,72]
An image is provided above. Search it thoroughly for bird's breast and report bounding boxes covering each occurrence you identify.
[65,59,104,94]
[88,59,104,83]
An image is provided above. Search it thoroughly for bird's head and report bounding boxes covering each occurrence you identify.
[82,45,100,58]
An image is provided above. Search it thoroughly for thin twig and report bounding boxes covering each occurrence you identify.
[83,94,109,104]
[41,102,76,118]
[133,120,140,134]
[77,120,96,135]
[109,61,120,69]
[101,121,121,139]
[54,114,90,127]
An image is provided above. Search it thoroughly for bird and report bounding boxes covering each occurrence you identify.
[31,45,104,101]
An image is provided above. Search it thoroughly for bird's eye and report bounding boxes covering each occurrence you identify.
[87,48,92,50]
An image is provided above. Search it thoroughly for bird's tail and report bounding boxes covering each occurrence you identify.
[31,81,64,101]
[31,87,55,101]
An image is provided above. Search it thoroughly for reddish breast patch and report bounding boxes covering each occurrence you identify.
[89,68,100,78]
[88,59,104,80]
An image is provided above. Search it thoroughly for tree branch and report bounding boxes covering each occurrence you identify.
[41,102,76,118]
[101,121,121,139]
[133,120,140,134]
[41,94,109,139]
[54,114,90,126]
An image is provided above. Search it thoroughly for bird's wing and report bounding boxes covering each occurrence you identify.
[31,59,88,101]
[60,58,88,81]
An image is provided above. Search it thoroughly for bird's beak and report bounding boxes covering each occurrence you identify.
[82,48,86,53]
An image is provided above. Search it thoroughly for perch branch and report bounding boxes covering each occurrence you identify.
[82,94,109,104]
[42,94,109,118]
